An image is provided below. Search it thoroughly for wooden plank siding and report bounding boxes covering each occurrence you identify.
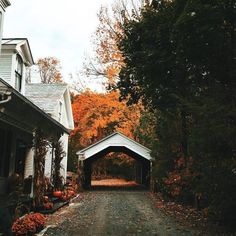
[0,53,12,84]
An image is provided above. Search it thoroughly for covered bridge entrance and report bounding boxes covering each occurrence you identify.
[77,132,154,188]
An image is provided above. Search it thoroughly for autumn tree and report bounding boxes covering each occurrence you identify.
[37,57,63,84]
[85,0,147,85]
[84,6,123,85]
[71,90,142,147]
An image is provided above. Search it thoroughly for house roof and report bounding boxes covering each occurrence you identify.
[0,77,69,134]
[25,83,68,113]
[0,0,11,8]
[1,38,34,65]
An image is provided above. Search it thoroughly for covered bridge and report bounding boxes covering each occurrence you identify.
[76,132,154,188]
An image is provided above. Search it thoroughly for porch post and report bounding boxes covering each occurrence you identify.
[31,131,36,198]
[150,160,152,190]
[77,154,85,190]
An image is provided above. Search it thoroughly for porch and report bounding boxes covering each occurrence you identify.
[0,78,68,209]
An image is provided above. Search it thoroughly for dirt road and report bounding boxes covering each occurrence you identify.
[43,190,198,236]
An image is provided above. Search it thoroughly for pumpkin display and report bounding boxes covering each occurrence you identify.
[59,189,76,201]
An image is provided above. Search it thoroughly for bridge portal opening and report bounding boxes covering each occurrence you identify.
[77,132,153,190]
[82,146,151,189]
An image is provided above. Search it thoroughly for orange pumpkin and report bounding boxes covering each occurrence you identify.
[53,191,62,197]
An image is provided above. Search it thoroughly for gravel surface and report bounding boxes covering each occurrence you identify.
[43,190,199,236]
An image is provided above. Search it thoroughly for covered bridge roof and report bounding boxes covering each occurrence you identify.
[77,132,153,162]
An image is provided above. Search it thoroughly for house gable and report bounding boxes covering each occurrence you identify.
[0,38,34,94]
[25,83,74,131]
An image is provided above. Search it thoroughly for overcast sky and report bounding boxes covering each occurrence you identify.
[3,0,113,90]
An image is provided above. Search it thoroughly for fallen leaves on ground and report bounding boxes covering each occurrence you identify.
[149,192,234,236]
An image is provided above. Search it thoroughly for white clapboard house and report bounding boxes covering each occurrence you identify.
[0,36,74,195]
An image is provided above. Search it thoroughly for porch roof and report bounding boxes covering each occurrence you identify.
[0,78,69,136]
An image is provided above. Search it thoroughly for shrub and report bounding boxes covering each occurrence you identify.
[12,213,46,236]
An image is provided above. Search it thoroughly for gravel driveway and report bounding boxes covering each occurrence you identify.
[43,190,198,236]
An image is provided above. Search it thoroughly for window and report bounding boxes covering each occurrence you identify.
[0,11,2,34]
[15,54,23,92]
[59,101,62,122]
[0,12,2,48]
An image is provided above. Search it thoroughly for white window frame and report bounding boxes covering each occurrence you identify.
[15,54,23,92]
[0,11,3,51]
[59,101,63,122]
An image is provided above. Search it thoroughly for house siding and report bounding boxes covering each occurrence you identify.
[44,149,53,178]
[0,53,12,84]
[61,98,69,128]
[24,149,34,179]
[51,98,69,128]
[60,133,69,181]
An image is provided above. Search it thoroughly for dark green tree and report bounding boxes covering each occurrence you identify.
[116,0,236,228]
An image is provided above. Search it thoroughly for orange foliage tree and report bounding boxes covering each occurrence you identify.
[95,6,124,84]
[71,90,142,147]
[37,57,63,84]
[85,1,143,85]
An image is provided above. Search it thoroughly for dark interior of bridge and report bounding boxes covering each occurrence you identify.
[82,146,151,189]
[91,152,136,180]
